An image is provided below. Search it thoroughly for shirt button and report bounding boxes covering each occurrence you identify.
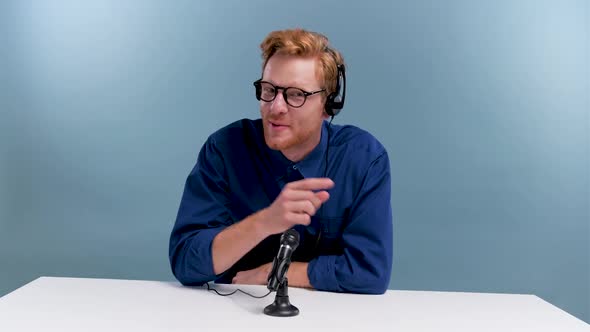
[292,165,298,170]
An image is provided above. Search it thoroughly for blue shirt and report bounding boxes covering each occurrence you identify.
[169,118,393,294]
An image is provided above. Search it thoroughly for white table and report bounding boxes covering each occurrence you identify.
[0,277,587,331]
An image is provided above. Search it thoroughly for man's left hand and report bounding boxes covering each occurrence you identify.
[232,262,272,285]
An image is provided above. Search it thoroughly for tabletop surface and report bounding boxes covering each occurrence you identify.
[0,277,587,332]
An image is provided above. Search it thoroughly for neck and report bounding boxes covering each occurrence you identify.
[281,128,322,162]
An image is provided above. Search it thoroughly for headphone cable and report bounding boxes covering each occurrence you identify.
[324,116,333,178]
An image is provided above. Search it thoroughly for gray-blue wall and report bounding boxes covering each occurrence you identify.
[1,0,588,323]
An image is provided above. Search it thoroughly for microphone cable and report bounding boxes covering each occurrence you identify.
[205,282,272,299]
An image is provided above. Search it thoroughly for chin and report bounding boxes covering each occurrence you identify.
[264,136,293,151]
[265,139,287,151]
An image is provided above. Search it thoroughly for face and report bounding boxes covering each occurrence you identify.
[260,54,328,162]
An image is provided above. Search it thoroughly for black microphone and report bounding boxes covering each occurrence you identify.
[267,229,300,291]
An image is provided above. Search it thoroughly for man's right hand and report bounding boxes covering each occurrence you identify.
[211,177,334,275]
[258,178,335,236]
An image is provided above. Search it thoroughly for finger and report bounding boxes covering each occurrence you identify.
[282,188,319,201]
[285,211,311,226]
[284,200,317,216]
[315,191,330,204]
[282,190,323,208]
[233,272,249,284]
[285,178,334,191]
[308,194,323,209]
[233,270,248,282]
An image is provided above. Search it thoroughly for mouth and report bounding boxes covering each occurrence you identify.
[269,121,289,129]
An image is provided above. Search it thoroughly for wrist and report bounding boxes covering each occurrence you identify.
[251,208,273,239]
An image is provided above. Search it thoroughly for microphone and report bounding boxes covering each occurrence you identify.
[267,229,300,291]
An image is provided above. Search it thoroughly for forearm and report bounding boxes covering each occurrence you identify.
[211,209,271,275]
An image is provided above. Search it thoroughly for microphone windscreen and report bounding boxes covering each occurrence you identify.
[281,229,300,250]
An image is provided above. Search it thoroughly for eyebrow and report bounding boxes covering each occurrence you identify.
[262,80,320,91]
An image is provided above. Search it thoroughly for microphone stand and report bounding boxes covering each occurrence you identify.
[263,278,299,317]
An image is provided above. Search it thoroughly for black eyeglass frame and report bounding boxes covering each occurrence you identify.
[253,79,326,108]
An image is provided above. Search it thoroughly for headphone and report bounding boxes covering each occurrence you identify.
[324,62,346,117]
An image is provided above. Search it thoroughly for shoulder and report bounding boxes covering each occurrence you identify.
[206,118,263,149]
[329,123,387,159]
[195,118,263,165]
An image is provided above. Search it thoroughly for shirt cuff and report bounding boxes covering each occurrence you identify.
[190,227,226,281]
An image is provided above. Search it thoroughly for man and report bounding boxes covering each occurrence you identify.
[169,28,393,294]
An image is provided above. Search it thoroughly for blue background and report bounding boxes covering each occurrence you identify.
[1,0,588,323]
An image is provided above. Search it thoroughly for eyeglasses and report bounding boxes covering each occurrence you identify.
[253,79,326,108]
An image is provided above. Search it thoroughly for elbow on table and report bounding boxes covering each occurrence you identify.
[339,270,391,295]
[171,265,212,287]
[358,276,390,295]
[169,253,215,287]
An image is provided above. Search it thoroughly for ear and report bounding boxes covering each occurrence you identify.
[322,111,331,120]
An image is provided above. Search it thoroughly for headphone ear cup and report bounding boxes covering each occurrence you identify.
[325,93,336,116]
[325,64,345,117]
[253,80,262,101]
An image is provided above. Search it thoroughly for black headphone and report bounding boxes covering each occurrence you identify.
[324,63,346,117]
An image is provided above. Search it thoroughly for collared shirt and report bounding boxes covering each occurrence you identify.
[169,118,393,294]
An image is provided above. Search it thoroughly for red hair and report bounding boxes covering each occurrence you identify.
[260,28,344,96]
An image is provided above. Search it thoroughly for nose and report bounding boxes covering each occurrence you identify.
[269,90,288,114]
